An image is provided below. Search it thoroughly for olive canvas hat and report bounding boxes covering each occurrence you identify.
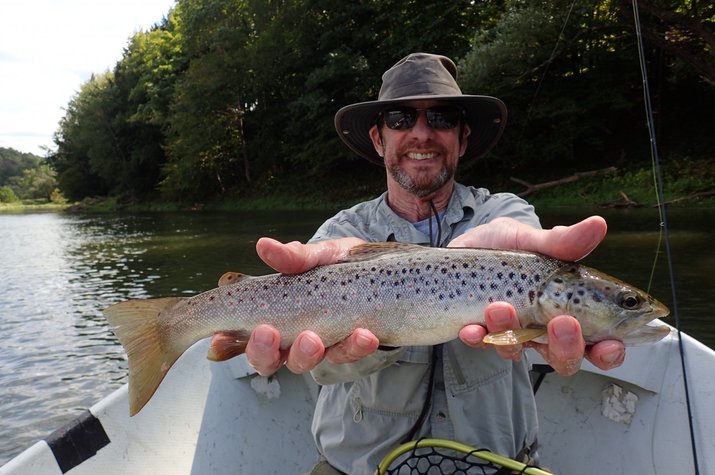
[334,52,507,166]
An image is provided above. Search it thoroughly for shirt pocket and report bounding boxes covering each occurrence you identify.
[349,346,432,420]
[443,340,512,395]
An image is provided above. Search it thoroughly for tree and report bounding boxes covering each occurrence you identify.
[0,185,19,203]
[458,0,714,185]
[49,73,116,200]
[0,147,41,185]
[46,0,713,204]
[112,11,186,199]
[161,0,252,199]
[8,164,58,200]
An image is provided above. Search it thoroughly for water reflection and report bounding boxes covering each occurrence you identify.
[0,207,712,465]
[0,210,333,464]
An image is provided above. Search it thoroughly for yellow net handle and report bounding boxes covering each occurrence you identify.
[375,438,553,475]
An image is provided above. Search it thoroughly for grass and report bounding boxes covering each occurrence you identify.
[525,160,715,209]
[0,201,66,212]
[4,159,712,213]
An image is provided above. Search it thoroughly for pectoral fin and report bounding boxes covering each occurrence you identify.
[207,330,250,361]
[483,328,547,346]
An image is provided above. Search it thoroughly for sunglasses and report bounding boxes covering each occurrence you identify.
[379,105,464,130]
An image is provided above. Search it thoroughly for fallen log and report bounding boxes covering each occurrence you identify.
[653,190,715,207]
[510,166,618,197]
[599,191,643,209]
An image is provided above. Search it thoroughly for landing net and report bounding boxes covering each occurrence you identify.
[375,438,553,475]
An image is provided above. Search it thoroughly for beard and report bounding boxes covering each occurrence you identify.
[387,160,456,197]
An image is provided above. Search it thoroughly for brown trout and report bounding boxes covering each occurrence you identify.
[105,243,670,416]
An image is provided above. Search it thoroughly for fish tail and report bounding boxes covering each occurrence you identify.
[104,297,185,416]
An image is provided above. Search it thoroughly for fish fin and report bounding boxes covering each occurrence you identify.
[207,330,251,361]
[343,242,424,262]
[218,271,250,286]
[104,297,186,416]
[483,328,547,346]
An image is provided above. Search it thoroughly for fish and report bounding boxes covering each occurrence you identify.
[104,242,670,416]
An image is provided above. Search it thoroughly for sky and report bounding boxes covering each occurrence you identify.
[0,0,177,156]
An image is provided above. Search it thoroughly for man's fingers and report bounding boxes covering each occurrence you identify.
[256,236,366,274]
[484,302,523,360]
[533,215,607,261]
[448,215,607,262]
[530,316,585,376]
[245,324,284,376]
[458,325,488,348]
[586,339,626,370]
[285,331,325,374]
[325,328,379,364]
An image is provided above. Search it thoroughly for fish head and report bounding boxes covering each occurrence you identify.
[536,264,670,345]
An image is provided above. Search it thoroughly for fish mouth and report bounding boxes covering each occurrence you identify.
[614,303,670,331]
[619,321,672,345]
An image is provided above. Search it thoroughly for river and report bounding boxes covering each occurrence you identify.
[0,207,713,465]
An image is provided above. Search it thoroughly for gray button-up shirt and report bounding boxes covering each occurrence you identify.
[308,183,541,474]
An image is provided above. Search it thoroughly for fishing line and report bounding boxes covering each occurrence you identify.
[631,1,699,473]
[514,0,578,156]
[526,0,578,117]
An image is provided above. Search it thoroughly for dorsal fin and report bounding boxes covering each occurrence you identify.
[218,271,252,286]
[342,242,424,262]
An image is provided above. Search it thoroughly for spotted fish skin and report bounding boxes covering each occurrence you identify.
[105,242,670,415]
[169,244,562,350]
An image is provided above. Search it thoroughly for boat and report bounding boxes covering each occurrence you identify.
[1,319,712,474]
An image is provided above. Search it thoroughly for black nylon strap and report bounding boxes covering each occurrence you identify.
[46,410,110,473]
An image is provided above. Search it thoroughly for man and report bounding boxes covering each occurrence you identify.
[215,53,626,473]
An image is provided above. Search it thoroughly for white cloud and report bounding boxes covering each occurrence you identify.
[0,0,176,156]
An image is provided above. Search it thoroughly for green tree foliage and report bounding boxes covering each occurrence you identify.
[0,186,20,203]
[161,0,251,199]
[48,0,714,203]
[113,13,185,199]
[51,13,184,201]
[49,73,117,200]
[0,147,41,185]
[8,164,58,200]
[458,0,714,184]
[0,147,58,201]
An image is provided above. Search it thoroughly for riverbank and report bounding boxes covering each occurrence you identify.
[3,162,713,213]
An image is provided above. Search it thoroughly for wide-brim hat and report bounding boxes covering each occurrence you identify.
[335,53,507,166]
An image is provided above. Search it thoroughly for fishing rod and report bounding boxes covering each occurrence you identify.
[630,1,700,473]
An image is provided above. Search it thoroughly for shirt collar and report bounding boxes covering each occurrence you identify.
[373,183,478,244]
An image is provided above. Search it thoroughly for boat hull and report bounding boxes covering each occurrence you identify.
[2,323,713,474]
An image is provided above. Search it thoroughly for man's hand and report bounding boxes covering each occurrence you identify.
[212,215,626,377]
[217,237,380,376]
[450,215,626,375]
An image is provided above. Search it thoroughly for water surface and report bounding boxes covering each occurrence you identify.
[0,207,712,465]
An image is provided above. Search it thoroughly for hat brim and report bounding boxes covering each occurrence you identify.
[335,95,507,166]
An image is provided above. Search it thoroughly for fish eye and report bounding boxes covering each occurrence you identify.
[619,292,641,309]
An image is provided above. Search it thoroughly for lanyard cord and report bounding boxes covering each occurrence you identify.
[401,200,444,443]
[427,200,443,248]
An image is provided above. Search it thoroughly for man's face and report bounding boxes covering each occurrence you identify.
[369,99,471,198]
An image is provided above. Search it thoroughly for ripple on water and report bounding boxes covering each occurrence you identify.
[1,208,712,466]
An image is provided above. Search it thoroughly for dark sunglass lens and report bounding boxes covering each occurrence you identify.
[426,106,462,129]
[384,108,417,130]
